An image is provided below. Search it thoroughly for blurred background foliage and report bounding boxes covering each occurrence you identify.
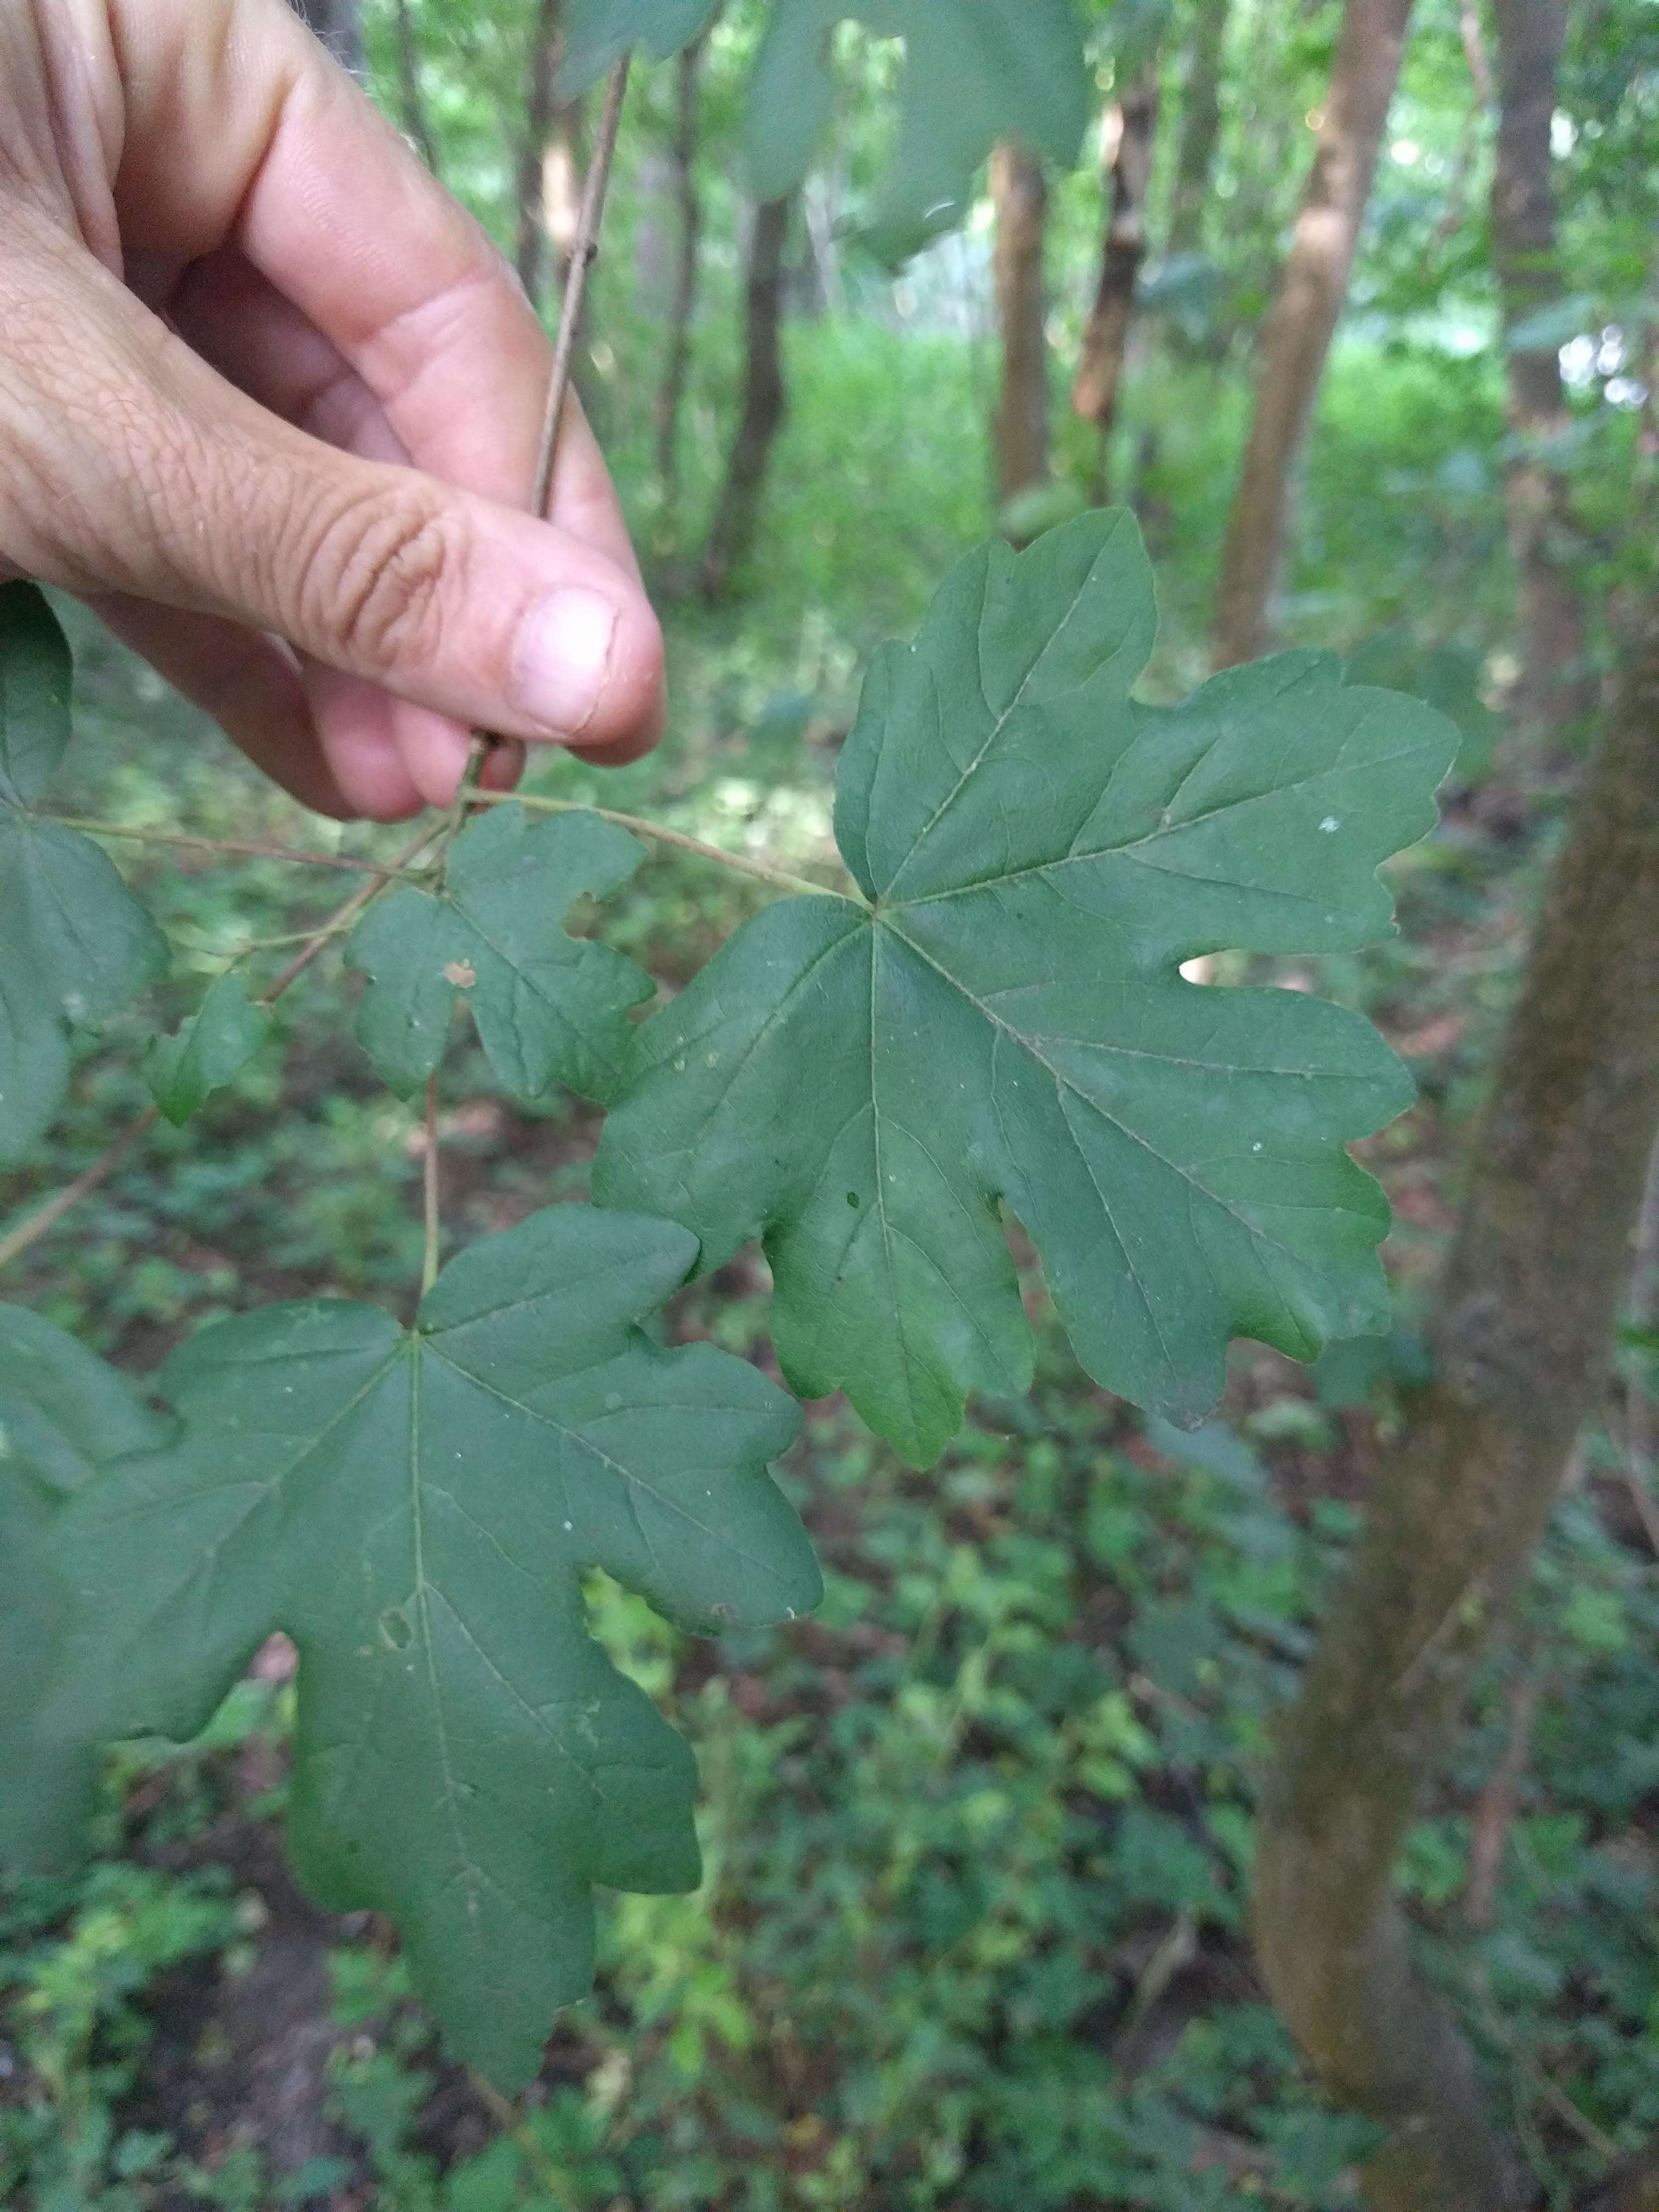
[3,0,1659,2204]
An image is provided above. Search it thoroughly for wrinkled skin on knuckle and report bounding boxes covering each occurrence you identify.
[290,479,459,676]
[0,223,151,587]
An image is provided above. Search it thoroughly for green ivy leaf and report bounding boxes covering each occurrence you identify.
[145,972,273,1126]
[0,1305,172,1865]
[39,1208,816,2087]
[0,584,167,1161]
[560,0,1090,261]
[595,512,1458,1467]
[347,804,652,1105]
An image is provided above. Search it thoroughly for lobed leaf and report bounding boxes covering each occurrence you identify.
[37,1209,817,2087]
[0,585,167,1161]
[560,0,1091,261]
[145,971,273,1126]
[347,804,652,1105]
[595,511,1459,1467]
[0,1306,173,1867]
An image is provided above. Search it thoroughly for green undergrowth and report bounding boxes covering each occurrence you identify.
[2,1342,1656,2209]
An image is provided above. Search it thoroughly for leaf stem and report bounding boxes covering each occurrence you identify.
[470,788,859,904]
[41,816,432,883]
[0,825,437,1275]
[421,1076,442,1299]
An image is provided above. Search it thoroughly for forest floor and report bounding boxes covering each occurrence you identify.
[4,338,1658,2208]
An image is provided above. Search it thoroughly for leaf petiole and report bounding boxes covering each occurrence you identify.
[471,788,861,904]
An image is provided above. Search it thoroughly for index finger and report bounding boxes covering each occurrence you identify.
[107,0,638,567]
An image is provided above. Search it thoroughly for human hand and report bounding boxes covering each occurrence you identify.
[0,0,665,820]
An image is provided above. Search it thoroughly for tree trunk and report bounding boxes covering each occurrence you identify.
[701,194,795,599]
[1166,0,1231,261]
[392,0,441,176]
[516,0,565,307]
[1252,601,1659,2212]
[289,0,362,72]
[1490,0,1592,743]
[1072,70,1160,483]
[1211,0,1415,667]
[990,140,1050,507]
[656,35,708,507]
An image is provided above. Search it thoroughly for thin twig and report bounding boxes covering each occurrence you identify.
[42,817,431,882]
[471,787,857,904]
[259,827,437,1003]
[0,827,437,1276]
[0,1114,157,1275]
[421,1076,442,1300]
[458,54,635,816]
[1463,1663,1543,1928]
[533,55,633,521]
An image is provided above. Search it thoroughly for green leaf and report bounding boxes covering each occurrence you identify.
[40,1207,816,2087]
[560,0,1091,261]
[0,582,72,809]
[558,0,720,92]
[0,584,167,1161]
[145,972,273,1126]
[747,0,1091,260]
[347,804,652,1104]
[0,1306,172,1865]
[1344,629,1499,782]
[595,511,1457,1466]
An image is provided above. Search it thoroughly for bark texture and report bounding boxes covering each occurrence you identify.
[1072,71,1160,455]
[289,0,363,71]
[990,140,1051,506]
[702,195,795,598]
[1212,0,1414,667]
[1253,603,1659,2212]
[1490,0,1591,741]
[656,35,708,505]
[1166,0,1231,260]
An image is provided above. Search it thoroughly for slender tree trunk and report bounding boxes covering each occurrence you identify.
[701,194,796,599]
[1166,0,1231,261]
[1212,0,1415,667]
[1431,0,1491,245]
[516,0,565,307]
[1072,70,1160,488]
[1490,0,1592,743]
[392,0,441,176]
[289,0,362,72]
[990,140,1050,507]
[1252,601,1659,2212]
[656,35,708,507]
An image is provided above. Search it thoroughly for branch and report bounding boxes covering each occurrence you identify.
[0,826,438,1276]
[533,55,631,522]
[458,53,633,815]
[43,816,432,881]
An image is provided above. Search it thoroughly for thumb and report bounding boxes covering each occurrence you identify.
[2,229,664,756]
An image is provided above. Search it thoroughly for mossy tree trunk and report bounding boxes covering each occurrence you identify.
[1252,601,1659,2211]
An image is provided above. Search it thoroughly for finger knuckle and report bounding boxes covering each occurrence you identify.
[298,485,459,673]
